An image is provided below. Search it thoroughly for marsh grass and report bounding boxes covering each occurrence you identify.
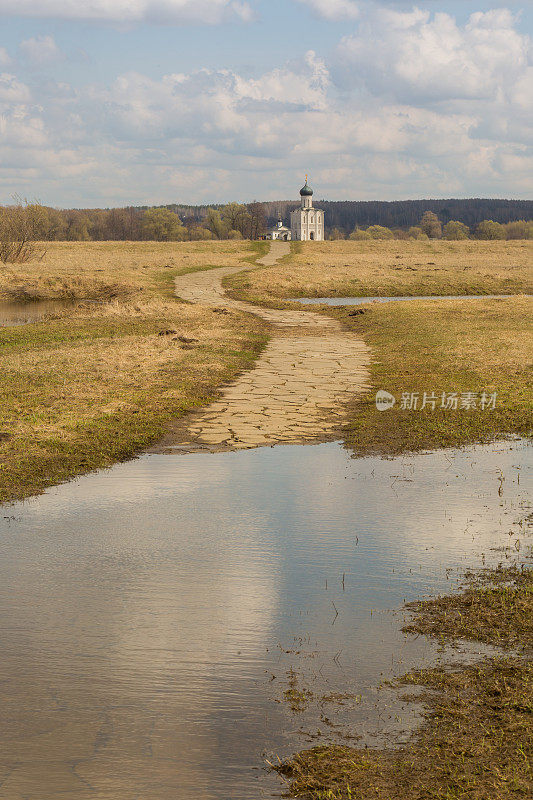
[277,566,533,799]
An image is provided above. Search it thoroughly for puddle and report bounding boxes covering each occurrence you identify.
[0,439,530,798]
[0,299,73,326]
[290,294,530,306]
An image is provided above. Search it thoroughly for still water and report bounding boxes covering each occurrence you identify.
[291,294,527,306]
[0,300,72,326]
[0,439,530,798]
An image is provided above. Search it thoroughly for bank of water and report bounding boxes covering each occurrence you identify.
[0,299,74,326]
[291,294,529,306]
[0,439,530,798]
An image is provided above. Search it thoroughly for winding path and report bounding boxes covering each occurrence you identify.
[157,242,371,452]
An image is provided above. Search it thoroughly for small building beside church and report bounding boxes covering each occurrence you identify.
[291,178,325,241]
[266,216,292,241]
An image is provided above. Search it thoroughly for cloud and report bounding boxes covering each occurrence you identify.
[0,0,253,24]
[0,48,11,67]
[0,9,531,205]
[294,0,359,21]
[19,35,63,66]
[336,7,531,103]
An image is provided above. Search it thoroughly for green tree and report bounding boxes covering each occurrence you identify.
[349,228,371,240]
[188,226,215,241]
[443,220,470,240]
[366,225,394,240]
[221,203,251,238]
[476,220,506,240]
[420,211,442,239]
[408,226,428,240]
[142,208,186,241]
[205,209,230,239]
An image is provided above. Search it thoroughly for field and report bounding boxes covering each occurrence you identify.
[0,241,268,502]
[0,240,264,302]
[227,240,533,454]
[227,239,532,301]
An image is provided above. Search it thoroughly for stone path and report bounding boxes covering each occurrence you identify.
[156,241,371,452]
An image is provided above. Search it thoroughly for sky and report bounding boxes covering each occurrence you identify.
[0,0,531,207]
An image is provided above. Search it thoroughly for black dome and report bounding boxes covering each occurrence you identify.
[300,182,313,197]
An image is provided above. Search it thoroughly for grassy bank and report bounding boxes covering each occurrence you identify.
[0,242,268,503]
[278,566,533,799]
[339,295,532,454]
[227,240,533,301]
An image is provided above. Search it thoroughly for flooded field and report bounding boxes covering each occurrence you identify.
[291,295,528,306]
[0,300,73,326]
[0,439,530,799]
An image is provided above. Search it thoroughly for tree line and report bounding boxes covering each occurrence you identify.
[0,201,267,244]
[0,198,531,265]
[333,212,533,241]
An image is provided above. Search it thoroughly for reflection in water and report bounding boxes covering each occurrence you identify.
[291,294,529,306]
[0,440,530,798]
[0,300,73,326]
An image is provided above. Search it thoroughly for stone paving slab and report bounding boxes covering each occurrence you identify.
[154,241,371,453]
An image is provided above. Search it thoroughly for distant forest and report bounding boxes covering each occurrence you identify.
[0,197,531,244]
[258,198,533,233]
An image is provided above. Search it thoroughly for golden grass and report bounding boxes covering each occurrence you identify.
[0,240,260,301]
[229,240,533,300]
[339,296,532,454]
[0,242,267,502]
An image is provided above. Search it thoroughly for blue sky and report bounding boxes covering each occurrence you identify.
[0,1,531,206]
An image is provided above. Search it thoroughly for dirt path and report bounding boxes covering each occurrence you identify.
[157,242,371,452]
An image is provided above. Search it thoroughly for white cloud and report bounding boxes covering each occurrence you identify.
[0,48,11,67]
[19,35,63,66]
[0,9,531,205]
[336,8,531,103]
[0,0,253,23]
[294,0,359,21]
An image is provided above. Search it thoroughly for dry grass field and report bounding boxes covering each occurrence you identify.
[0,240,265,301]
[227,239,533,301]
[0,241,268,502]
[340,295,532,454]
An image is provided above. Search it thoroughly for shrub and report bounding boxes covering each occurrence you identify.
[476,220,506,240]
[443,220,470,240]
[0,199,47,264]
[328,227,346,240]
[349,228,371,240]
[366,225,394,240]
[504,220,532,240]
[408,226,428,240]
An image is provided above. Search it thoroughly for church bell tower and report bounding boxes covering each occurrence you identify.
[290,177,325,241]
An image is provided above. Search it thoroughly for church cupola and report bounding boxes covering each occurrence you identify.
[300,179,313,197]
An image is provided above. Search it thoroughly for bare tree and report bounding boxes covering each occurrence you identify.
[0,198,47,264]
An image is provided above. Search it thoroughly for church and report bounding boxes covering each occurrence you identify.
[291,177,325,241]
[266,178,325,241]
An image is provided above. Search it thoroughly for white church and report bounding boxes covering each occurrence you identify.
[267,178,325,241]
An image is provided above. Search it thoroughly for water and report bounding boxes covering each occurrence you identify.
[0,439,530,798]
[290,294,529,306]
[0,299,73,326]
